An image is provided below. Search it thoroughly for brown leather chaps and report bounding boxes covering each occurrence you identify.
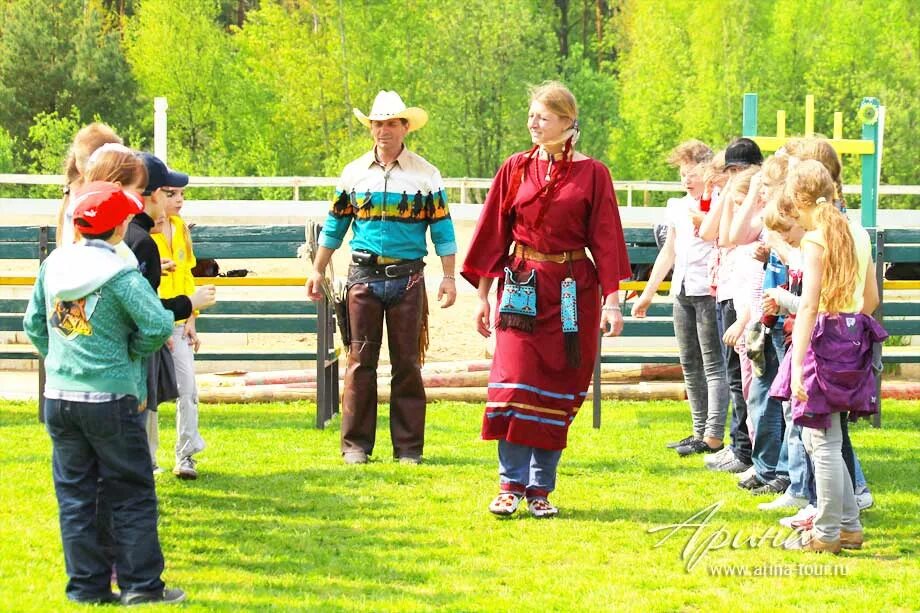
[341,274,426,459]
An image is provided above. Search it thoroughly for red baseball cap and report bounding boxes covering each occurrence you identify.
[72,181,145,235]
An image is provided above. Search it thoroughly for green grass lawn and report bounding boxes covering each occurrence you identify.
[1,398,919,612]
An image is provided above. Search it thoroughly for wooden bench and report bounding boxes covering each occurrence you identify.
[0,225,339,428]
[591,226,920,428]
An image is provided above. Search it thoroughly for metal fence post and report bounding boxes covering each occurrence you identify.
[154,97,168,163]
[593,330,602,429]
[37,226,49,422]
[872,229,884,428]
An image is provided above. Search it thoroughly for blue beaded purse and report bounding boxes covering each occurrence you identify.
[497,267,537,332]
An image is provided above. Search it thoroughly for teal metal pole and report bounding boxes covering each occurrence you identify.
[859,97,881,227]
[742,93,758,137]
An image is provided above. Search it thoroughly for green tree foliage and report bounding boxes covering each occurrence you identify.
[0,0,916,206]
[0,0,139,144]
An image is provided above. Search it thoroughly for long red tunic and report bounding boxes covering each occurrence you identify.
[461,153,631,450]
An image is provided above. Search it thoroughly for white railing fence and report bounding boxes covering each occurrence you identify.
[2,173,919,207]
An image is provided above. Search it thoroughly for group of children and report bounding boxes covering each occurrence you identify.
[635,135,883,553]
[24,122,214,604]
[24,120,884,604]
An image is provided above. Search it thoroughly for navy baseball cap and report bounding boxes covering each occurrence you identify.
[138,152,189,195]
[724,138,764,169]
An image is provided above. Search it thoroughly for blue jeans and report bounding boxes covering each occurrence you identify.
[44,397,165,601]
[718,299,751,462]
[673,289,728,440]
[498,439,562,498]
[779,398,812,499]
[749,330,787,482]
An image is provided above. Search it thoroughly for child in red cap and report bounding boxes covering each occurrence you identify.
[23,181,186,605]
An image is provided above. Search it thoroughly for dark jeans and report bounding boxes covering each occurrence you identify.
[749,330,787,482]
[718,299,751,463]
[45,396,164,601]
[342,273,427,458]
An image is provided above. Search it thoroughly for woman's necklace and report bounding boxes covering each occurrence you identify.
[537,147,565,181]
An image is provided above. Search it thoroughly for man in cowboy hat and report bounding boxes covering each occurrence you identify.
[306,90,457,465]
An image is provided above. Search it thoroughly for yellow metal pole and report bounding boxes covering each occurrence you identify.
[776,110,786,139]
[805,95,815,136]
[833,112,843,140]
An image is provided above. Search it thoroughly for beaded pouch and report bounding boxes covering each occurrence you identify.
[497,267,537,332]
[561,277,580,368]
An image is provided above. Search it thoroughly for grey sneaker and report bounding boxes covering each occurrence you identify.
[752,477,791,496]
[666,435,696,449]
[343,451,368,465]
[703,446,733,466]
[758,491,809,511]
[397,456,421,465]
[676,439,723,456]
[737,465,757,482]
[710,455,752,474]
[122,586,186,606]
[173,456,198,480]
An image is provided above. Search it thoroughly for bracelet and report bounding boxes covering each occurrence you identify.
[602,306,621,311]
[443,274,456,280]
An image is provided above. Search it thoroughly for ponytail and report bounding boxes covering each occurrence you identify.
[814,200,858,313]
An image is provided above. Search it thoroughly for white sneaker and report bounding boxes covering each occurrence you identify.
[758,491,809,511]
[856,490,874,511]
[737,465,757,482]
[704,446,733,466]
[779,504,816,530]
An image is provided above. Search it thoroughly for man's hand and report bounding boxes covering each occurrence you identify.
[305,271,326,302]
[160,258,176,273]
[438,277,457,308]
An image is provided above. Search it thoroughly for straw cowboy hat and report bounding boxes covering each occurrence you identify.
[353,91,429,132]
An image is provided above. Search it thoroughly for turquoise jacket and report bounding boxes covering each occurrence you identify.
[23,240,173,401]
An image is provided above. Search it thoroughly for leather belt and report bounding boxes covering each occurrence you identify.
[351,252,407,265]
[513,243,587,264]
[348,259,426,281]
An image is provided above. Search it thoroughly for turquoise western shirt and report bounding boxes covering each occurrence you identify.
[319,147,457,260]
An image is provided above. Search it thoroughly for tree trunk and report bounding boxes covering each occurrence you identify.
[555,0,570,68]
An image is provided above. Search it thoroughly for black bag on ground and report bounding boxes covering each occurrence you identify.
[192,258,220,277]
[884,262,920,280]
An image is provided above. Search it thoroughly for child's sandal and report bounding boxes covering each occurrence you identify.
[489,492,523,516]
[527,497,559,518]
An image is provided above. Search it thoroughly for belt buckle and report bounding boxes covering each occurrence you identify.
[550,252,568,264]
[384,264,402,278]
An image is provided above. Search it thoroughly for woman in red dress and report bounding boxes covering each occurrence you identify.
[461,81,631,518]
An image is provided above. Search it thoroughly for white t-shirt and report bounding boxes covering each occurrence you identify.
[666,194,716,297]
